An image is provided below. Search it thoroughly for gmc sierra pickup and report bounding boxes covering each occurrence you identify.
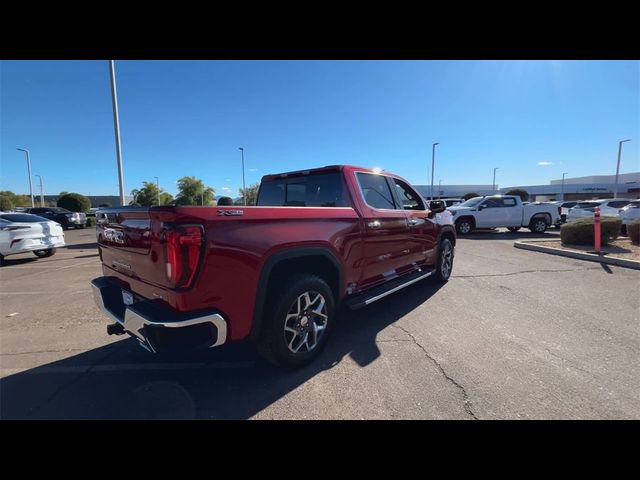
[91,165,456,367]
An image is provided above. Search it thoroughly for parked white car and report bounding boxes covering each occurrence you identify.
[447,195,560,234]
[620,200,640,235]
[0,212,65,266]
[566,199,632,222]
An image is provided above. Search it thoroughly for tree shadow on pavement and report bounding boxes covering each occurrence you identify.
[0,280,445,419]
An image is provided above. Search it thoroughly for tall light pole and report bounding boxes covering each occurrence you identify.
[35,175,44,207]
[438,179,442,198]
[109,60,126,206]
[613,139,632,199]
[431,142,439,200]
[561,172,568,201]
[154,176,160,205]
[239,147,246,206]
[16,148,35,207]
[493,167,499,193]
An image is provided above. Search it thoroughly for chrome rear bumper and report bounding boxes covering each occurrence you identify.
[90,277,227,353]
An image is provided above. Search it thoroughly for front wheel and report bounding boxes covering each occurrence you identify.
[434,238,454,283]
[33,248,56,258]
[455,218,473,235]
[257,274,335,368]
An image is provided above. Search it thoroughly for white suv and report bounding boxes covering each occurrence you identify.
[566,199,632,222]
[620,200,640,235]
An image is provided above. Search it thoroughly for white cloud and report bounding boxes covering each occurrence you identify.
[225,179,231,182]
[221,187,231,192]
[248,168,258,172]
[538,161,554,166]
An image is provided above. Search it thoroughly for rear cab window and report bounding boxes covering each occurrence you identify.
[355,173,397,210]
[256,172,349,207]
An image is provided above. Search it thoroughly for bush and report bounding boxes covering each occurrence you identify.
[57,193,91,212]
[628,220,640,245]
[0,195,14,211]
[505,189,529,201]
[86,217,96,227]
[462,192,480,201]
[561,216,621,246]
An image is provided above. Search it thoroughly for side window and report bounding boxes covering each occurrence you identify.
[503,198,517,207]
[356,173,396,210]
[482,198,504,208]
[609,201,629,209]
[392,178,425,211]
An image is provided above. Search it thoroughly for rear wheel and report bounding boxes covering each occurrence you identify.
[455,218,474,235]
[257,274,335,368]
[33,248,56,258]
[434,238,454,283]
[529,217,548,233]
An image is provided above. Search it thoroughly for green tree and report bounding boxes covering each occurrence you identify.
[174,176,215,206]
[0,191,32,207]
[505,188,529,201]
[57,193,91,212]
[130,181,174,206]
[462,192,481,200]
[0,195,14,211]
[59,191,69,197]
[238,182,260,206]
[98,203,112,208]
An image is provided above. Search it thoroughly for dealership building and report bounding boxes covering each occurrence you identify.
[414,172,640,202]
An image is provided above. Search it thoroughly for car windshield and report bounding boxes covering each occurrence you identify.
[457,197,484,207]
[0,213,49,223]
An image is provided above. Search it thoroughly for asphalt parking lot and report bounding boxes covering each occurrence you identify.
[1,227,638,419]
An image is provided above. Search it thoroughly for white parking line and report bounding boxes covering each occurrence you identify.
[0,290,89,295]
[0,361,257,376]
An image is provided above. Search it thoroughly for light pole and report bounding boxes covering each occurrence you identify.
[16,148,35,207]
[431,142,439,200]
[613,139,632,199]
[239,147,246,206]
[561,172,568,200]
[493,167,499,193]
[438,179,441,198]
[109,60,126,206]
[154,176,160,205]
[35,175,44,207]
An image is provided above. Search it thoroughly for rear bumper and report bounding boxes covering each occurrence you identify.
[90,277,227,353]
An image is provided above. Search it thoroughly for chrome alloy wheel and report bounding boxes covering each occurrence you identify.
[459,221,471,234]
[284,291,328,354]
[441,242,453,279]
[533,219,546,232]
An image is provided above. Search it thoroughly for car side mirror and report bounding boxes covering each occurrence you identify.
[429,200,445,214]
[478,205,485,211]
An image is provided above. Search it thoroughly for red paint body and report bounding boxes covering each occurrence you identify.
[96,165,454,342]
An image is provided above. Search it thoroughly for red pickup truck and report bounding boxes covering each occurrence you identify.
[91,165,456,367]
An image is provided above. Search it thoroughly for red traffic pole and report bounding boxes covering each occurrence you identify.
[594,206,601,254]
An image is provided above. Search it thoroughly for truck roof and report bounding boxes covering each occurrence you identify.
[261,165,397,182]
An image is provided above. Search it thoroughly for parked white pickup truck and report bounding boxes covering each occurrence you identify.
[447,195,560,234]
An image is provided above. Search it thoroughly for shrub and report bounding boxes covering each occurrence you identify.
[462,192,480,201]
[505,189,529,201]
[57,193,91,212]
[560,216,621,246]
[86,217,96,227]
[0,195,14,211]
[628,220,640,245]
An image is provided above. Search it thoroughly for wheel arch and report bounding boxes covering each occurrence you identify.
[250,247,343,341]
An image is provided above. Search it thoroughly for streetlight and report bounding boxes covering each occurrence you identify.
[613,139,632,199]
[431,142,439,200]
[561,172,568,200]
[15,148,35,207]
[438,179,442,198]
[108,60,126,206]
[239,147,246,206]
[34,175,44,207]
[154,176,160,205]
[493,167,499,193]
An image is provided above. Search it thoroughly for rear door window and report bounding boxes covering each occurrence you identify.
[482,198,505,208]
[391,178,425,211]
[356,173,397,210]
[503,198,517,207]
[608,201,630,209]
[256,172,349,207]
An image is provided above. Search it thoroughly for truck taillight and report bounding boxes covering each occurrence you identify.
[164,225,204,288]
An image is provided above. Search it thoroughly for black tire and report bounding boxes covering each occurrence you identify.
[77,225,86,229]
[33,248,56,258]
[257,273,335,369]
[455,217,474,235]
[0,254,5,267]
[434,238,454,283]
[507,227,521,232]
[529,217,548,233]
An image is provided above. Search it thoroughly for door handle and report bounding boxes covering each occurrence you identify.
[367,220,381,228]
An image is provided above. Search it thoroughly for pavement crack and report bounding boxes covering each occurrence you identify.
[454,267,600,278]
[390,324,478,420]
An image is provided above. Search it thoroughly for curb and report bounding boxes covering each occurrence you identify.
[514,240,640,270]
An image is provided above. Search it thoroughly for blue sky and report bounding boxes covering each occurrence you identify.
[1,60,638,197]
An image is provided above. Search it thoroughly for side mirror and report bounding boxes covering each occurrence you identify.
[429,200,446,214]
[478,205,485,211]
